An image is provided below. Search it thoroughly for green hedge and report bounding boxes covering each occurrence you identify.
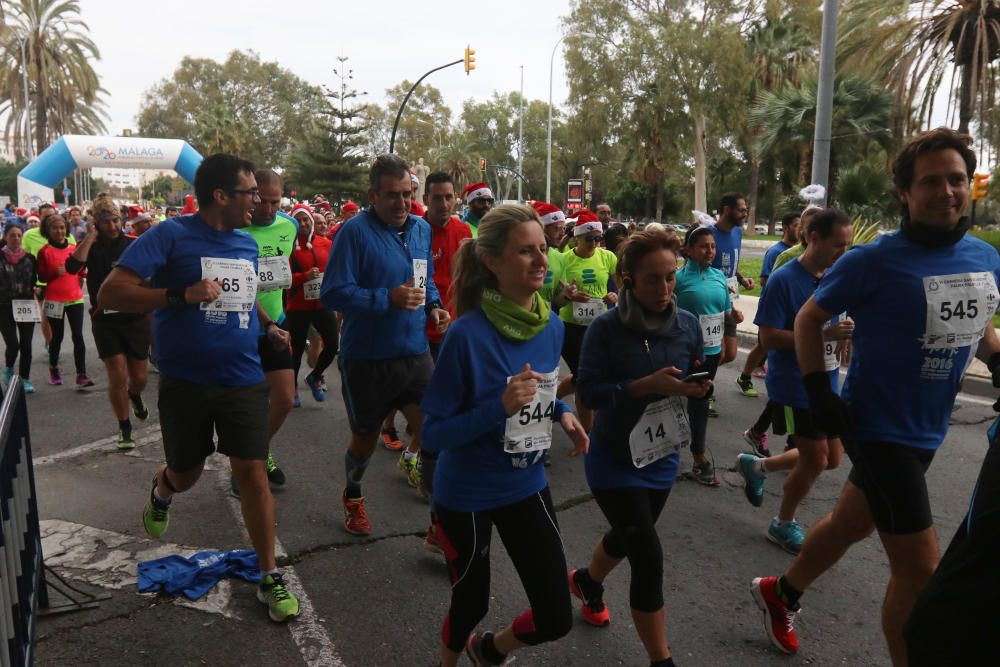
[971,230,1000,254]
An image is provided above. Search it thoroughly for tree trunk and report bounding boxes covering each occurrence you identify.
[644,185,655,220]
[798,148,811,186]
[33,41,47,157]
[655,178,664,222]
[747,153,761,236]
[958,63,973,136]
[693,114,708,212]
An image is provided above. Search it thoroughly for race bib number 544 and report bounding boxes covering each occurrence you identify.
[923,272,999,349]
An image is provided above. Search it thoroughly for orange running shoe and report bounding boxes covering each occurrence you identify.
[342,490,372,536]
[381,427,404,451]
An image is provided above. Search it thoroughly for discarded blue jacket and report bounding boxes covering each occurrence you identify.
[138,549,260,600]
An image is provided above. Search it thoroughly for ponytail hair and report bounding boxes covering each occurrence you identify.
[451,204,543,316]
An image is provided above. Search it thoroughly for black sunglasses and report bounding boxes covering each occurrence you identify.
[228,188,261,199]
[584,235,604,242]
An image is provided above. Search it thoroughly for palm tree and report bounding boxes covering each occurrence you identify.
[430,136,481,192]
[751,72,896,199]
[0,0,109,157]
[839,0,1000,136]
[195,106,243,155]
[745,12,815,231]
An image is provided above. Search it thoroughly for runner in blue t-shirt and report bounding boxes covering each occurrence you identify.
[737,209,853,556]
[421,204,587,667]
[708,193,754,410]
[97,154,300,624]
[751,129,1000,663]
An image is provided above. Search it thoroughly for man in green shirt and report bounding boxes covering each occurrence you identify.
[238,168,298,495]
[532,201,567,303]
[460,181,494,238]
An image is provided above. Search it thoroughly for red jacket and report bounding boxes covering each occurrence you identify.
[427,216,472,343]
[37,243,84,303]
[287,234,332,312]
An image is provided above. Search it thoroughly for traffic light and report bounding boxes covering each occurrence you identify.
[464,46,476,75]
[479,158,487,172]
[972,173,991,201]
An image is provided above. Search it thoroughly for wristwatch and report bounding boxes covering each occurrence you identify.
[165,286,186,307]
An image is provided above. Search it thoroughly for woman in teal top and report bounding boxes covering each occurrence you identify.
[673,225,742,485]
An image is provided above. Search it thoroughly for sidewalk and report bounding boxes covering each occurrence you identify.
[731,294,993,382]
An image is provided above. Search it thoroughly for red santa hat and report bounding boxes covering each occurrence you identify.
[290,204,315,248]
[25,215,40,226]
[410,172,420,186]
[462,182,493,204]
[531,202,566,227]
[314,201,332,213]
[127,205,145,220]
[572,210,603,236]
[342,201,359,214]
[181,194,197,215]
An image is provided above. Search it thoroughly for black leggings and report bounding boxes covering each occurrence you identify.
[284,309,339,384]
[593,486,671,612]
[0,303,34,379]
[687,352,721,455]
[47,302,86,374]
[435,487,572,654]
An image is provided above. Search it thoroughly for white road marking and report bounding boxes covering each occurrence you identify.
[217,471,343,666]
[34,423,163,466]
[40,519,238,618]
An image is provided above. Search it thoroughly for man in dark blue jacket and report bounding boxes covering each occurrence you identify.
[321,154,451,536]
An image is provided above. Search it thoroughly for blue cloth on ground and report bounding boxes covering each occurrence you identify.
[137,549,260,600]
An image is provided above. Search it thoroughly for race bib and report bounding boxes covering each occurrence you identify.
[699,312,724,349]
[573,297,605,325]
[12,299,40,323]
[923,272,999,349]
[413,259,428,306]
[727,276,740,302]
[628,397,691,468]
[43,300,64,320]
[257,255,292,292]
[504,370,558,454]
[303,275,322,301]
[200,257,257,312]
[822,316,843,371]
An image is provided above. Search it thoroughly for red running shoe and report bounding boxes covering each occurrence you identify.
[381,427,404,451]
[569,568,610,627]
[750,576,799,654]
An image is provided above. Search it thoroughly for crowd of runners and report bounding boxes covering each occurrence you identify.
[4,126,999,666]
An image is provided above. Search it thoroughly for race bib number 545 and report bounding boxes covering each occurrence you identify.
[923,272,999,349]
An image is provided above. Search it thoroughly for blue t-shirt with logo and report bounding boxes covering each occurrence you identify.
[761,240,792,279]
[710,223,743,278]
[116,214,264,387]
[814,231,1000,449]
[755,258,840,409]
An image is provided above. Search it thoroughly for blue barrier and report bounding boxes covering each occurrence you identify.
[0,377,43,667]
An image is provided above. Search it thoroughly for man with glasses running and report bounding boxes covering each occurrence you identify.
[98,154,300,623]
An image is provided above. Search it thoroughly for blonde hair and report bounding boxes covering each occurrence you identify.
[451,204,543,316]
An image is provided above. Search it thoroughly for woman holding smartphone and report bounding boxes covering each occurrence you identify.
[570,229,711,667]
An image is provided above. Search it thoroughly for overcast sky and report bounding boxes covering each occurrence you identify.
[80,0,575,136]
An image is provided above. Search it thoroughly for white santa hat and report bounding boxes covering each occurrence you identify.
[290,204,315,249]
[462,181,493,204]
[531,202,566,227]
[572,210,603,237]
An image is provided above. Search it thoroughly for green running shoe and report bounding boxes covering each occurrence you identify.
[117,428,136,450]
[266,452,286,486]
[257,572,300,622]
[143,483,170,538]
[398,452,422,489]
[736,374,758,398]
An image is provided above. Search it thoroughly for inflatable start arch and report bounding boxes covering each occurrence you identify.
[17,135,203,207]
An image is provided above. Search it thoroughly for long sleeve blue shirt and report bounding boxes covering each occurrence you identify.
[320,208,441,361]
[577,307,704,490]
[422,308,570,512]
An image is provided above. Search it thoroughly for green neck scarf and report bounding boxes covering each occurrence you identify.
[481,288,550,341]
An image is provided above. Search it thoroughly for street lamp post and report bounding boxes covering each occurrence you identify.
[547,32,597,202]
[390,59,464,154]
[810,0,839,203]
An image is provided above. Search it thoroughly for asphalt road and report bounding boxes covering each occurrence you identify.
[28,320,997,666]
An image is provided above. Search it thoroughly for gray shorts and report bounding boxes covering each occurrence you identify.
[339,352,434,435]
